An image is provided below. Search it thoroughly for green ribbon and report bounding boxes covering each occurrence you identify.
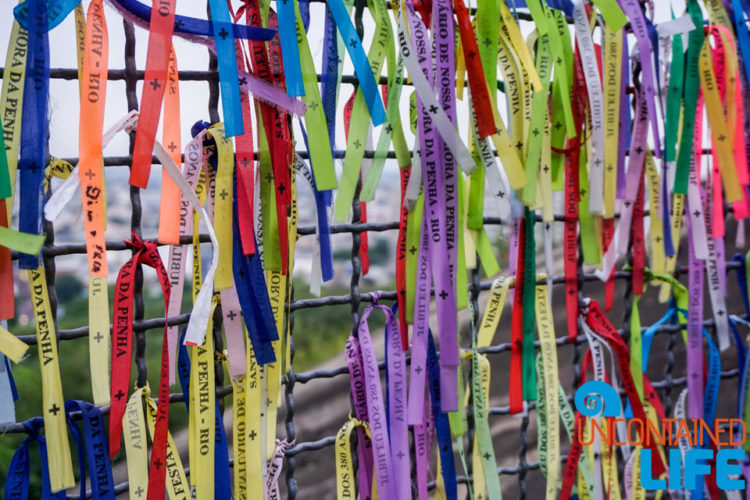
[522,207,536,401]
[630,295,643,400]
[257,113,281,271]
[0,226,45,254]
[473,347,503,499]
[476,0,499,94]
[523,32,552,205]
[333,0,389,220]
[404,192,423,324]
[295,1,337,190]
[590,0,627,30]
[673,0,703,195]
[578,149,600,265]
[664,18,684,163]
[0,123,10,199]
[549,9,574,191]
[468,141,485,231]
[360,18,410,201]
[456,173,468,310]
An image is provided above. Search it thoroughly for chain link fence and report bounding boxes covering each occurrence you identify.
[0,3,745,499]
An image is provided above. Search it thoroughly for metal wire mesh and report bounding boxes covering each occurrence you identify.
[0,4,744,499]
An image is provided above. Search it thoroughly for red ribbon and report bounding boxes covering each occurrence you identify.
[129,0,178,188]
[451,0,496,138]
[583,301,666,477]
[509,218,526,414]
[397,167,411,350]
[0,203,14,320]
[108,232,173,500]
[245,0,290,272]
[632,176,646,295]
[563,48,587,342]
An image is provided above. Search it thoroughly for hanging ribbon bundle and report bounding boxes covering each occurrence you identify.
[4,0,750,498]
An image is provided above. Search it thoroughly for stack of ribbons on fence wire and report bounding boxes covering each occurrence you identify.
[2,0,750,498]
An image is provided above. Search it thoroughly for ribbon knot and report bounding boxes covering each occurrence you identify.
[368,291,382,304]
[123,111,140,133]
[124,231,146,251]
[23,417,44,436]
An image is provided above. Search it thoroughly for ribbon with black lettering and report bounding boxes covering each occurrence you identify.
[27,265,75,491]
[3,418,67,499]
[16,0,48,270]
[64,400,115,499]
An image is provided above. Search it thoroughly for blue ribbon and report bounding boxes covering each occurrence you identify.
[729,317,749,420]
[662,161,675,256]
[644,18,665,128]
[17,0,49,269]
[177,329,232,499]
[65,404,88,500]
[299,0,311,32]
[623,304,676,421]
[427,330,458,500]
[276,0,305,97]
[543,0,573,17]
[320,2,339,156]
[212,401,232,500]
[108,0,275,40]
[3,418,67,500]
[13,0,80,32]
[318,2,337,217]
[325,0,386,126]
[300,125,334,282]
[692,326,720,500]
[207,0,244,138]
[65,400,116,499]
[178,328,191,397]
[232,182,278,365]
[731,0,750,91]
[732,253,750,317]
[4,353,19,402]
[740,349,750,423]
[729,317,747,384]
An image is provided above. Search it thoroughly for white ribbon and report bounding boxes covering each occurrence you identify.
[396,8,474,173]
[44,111,140,222]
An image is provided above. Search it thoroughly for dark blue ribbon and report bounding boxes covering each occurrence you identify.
[109,0,275,40]
[232,182,278,365]
[17,0,49,270]
[300,125,334,282]
[318,2,337,216]
[325,0,385,125]
[732,253,750,317]
[65,404,88,500]
[177,329,232,499]
[300,0,311,32]
[320,2,339,155]
[3,418,67,500]
[731,0,750,89]
[543,0,573,17]
[65,400,115,499]
[427,330,457,500]
[5,355,19,402]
